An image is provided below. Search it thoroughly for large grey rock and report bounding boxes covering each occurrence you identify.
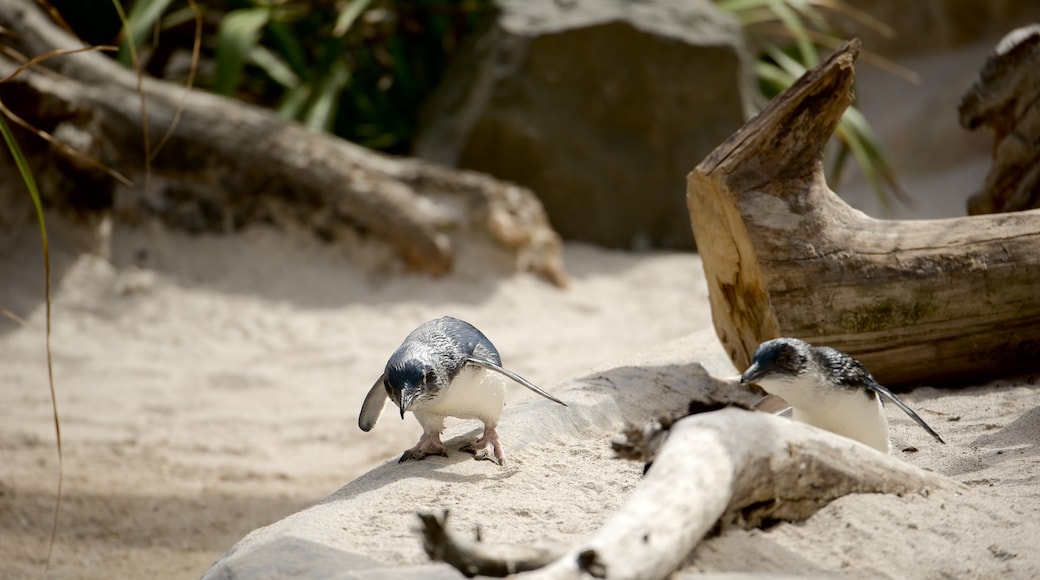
[415,0,754,249]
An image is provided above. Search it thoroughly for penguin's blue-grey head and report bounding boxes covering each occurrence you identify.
[385,358,437,419]
[740,337,811,387]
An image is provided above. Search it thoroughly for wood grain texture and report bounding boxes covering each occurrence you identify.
[428,409,954,579]
[687,40,1040,386]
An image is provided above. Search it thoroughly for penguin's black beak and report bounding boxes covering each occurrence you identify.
[739,361,768,394]
[399,387,417,419]
[740,361,764,385]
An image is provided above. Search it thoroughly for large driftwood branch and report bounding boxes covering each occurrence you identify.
[0,0,566,285]
[687,39,1040,386]
[423,409,955,579]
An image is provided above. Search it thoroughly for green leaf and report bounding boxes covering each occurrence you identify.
[761,40,807,77]
[214,7,271,96]
[764,0,817,67]
[118,0,177,65]
[754,60,795,91]
[249,45,300,89]
[716,0,773,12]
[0,105,61,572]
[0,111,46,254]
[333,0,376,37]
[304,60,350,132]
[266,20,309,77]
[277,84,313,120]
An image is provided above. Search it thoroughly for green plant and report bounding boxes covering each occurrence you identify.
[717,0,914,212]
[0,90,60,573]
[115,0,494,153]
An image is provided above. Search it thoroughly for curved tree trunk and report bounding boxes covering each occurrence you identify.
[0,0,567,286]
[687,39,1040,386]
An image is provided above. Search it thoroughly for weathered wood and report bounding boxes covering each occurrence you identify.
[687,39,1040,386]
[0,0,566,286]
[425,409,955,579]
[959,24,1040,215]
[419,511,563,577]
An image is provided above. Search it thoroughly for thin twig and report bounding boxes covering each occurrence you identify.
[0,99,133,187]
[0,44,117,85]
[151,0,201,160]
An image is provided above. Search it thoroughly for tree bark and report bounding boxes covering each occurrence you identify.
[959,25,1040,215]
[423,409,956,579]
[0,0,566,286]
[687,39,1040,386]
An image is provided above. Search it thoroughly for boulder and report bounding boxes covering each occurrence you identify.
[414,0,754,249]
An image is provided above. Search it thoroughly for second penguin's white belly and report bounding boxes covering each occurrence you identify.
[759,375,890,452]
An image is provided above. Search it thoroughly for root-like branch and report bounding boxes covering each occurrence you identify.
[425,409,957,579]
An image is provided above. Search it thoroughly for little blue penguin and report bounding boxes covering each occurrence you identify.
[359,316,566,465]
[740,337,945,452]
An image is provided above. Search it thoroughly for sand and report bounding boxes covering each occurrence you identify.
[4,213,1039,580]
[0,217,711,579]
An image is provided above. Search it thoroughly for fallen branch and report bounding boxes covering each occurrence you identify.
[0,0,566,285]
[686,39,1040,385]
[419,511,563,577]
[425,408,956,579]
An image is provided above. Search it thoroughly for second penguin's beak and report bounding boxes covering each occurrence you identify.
[739,362,768,395]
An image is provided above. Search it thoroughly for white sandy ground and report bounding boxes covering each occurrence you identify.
[0,217,712,579]
[3,213,1040,580]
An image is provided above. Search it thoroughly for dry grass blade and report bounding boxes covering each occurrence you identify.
[0,44,118,84]
[0,100,133,186]
[811,0,895,38]
[755,22,919,83]
[150,0,201,160]
[29,0,74,35]
[111,0,152,189]
[1,307,28,326]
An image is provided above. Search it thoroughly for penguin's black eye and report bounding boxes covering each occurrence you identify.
[775,353,791,369]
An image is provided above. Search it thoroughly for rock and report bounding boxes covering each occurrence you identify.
[959,25,1040,214]
[414,0,754,249]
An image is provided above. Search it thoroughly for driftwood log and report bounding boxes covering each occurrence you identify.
[687,39,1040,386]
[0,0,566,285]
[959,24,1040,215]
[420,409,956,579]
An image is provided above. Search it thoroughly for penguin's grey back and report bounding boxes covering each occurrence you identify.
[387,317,502,381]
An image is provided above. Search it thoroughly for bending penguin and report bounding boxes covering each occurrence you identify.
[359,316,566,465]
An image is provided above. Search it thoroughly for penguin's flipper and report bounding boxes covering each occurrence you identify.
[359,374,389,431]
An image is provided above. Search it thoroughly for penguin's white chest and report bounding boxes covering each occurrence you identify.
[425,366,507,425]
[758,374,890,452]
